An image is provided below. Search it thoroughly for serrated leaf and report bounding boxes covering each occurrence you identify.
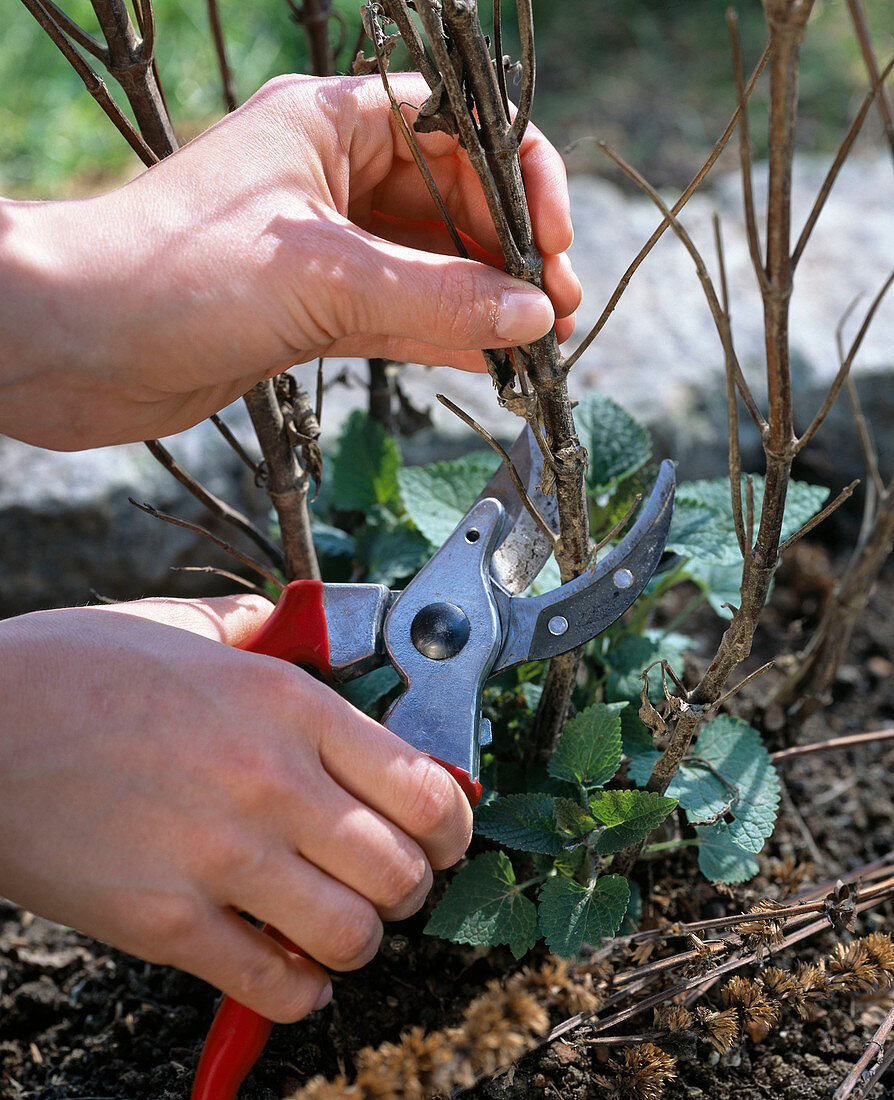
[669,476,829,566]
[669,716,780,853]
[591,790,677,854]
[398,451,501,548]
[554,798,597,839]
[574,392,652,496]
[539,874,630,956]
[425,851,538,952]
[338,665,400,713]
[548,703,625,788]
[474,793,564,855]
[355,522,429,587]
[330,411,402,512]
[696,823,760,883]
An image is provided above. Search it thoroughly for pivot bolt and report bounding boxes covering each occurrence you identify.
[411,602,471,660]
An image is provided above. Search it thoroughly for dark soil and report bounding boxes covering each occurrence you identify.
[2,553,893,1100]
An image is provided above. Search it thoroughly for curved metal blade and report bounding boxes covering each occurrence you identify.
[492,460,676,672]
[474,426,559,595]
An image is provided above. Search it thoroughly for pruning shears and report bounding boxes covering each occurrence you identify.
[191,426,675,1100]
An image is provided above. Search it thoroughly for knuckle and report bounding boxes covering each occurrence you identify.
[235,948,294,1009]
[128,893,201,959]
[376,851,431,913]
[325,900,382,970]
[400,759,460,839]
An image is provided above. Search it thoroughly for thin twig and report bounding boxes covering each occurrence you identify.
[142,439,284,569]
[771,728,894,763]
[847,0,894,160]
[507,0,535,148]
[714,215,749,560]
[19,0,158,166]
[170,565,271,599]
[206,0,237,112]
[795,270,894,453]
[562,42,771,372]
[492,0,508,117]
[792,55,894,269]
[38,0,109,59]
[712,661,773,710]
[209,414,262,476]
[128,499,285,589]
[595,140,767,433]
[436,394,559,548]
[728,10,769,292]
[590,494,642,559]
[777,481,859,555]
[364,8,469,259]
[834,1001,894,1100]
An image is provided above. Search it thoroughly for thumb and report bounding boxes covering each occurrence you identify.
[98,593,275,646]
[328,226,556,351]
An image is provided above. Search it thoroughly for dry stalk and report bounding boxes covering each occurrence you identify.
[374,0,590,762]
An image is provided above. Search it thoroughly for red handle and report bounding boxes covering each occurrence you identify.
[237,579,331,673]
[191,579,480,1099]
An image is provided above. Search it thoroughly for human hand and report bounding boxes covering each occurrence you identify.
[2,73,580,448]
[0,594,473,1021]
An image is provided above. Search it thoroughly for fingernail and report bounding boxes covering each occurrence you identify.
[313,983,333,1012]
[495,285,555,343]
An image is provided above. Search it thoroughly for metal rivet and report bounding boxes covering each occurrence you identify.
[613,568,634,589]
[547,615,569,636]
[411,602,471,660]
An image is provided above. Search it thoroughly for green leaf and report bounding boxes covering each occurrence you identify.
[338,666,400,713]
[310,520,356,560]
[554,798,597,840]
[330,411,402,512]
[398,451,501,548]
[620,708,660,788]
[669,715,780,853]
[539,874,630,956]
[474,793,564,855]
[590,790,678,854]
[684,559,744,620]
[695,824,760,883]
[574,392,652,496]
[604,632,688,705]
[355,522,429,587]
[548,703,625,789]
[425,851,538,953]
[669,476,829,566]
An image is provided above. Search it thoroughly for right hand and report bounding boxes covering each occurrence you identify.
[0,594,473,1021]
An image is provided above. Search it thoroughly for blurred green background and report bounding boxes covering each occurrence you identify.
[2,0,892,197]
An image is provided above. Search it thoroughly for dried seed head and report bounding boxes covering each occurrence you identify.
[288,1075,362,1100]
[606,1043,678,1100]
[722,975,779,1037]
[759,966,798,1000]
[693,1005,740,1053]
[827,940,888,994]
[739,899,787,959]
[653,1003,693,1031]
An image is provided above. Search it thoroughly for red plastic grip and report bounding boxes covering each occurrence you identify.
[237,579,331,674]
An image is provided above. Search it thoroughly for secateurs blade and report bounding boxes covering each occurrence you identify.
[191,423,675,1100]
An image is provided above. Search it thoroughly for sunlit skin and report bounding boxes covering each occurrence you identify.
[0,73,580,450]
[0,75,580,1021]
